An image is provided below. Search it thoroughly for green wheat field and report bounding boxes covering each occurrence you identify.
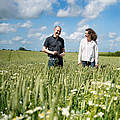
[0,50,120,120]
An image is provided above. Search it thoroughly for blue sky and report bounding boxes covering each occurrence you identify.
[0,0,120,52]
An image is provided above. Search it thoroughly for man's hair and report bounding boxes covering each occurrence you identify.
[54,26,62,30]
[85,28,97,41]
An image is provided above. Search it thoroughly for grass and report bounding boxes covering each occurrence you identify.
[0,50,120,120]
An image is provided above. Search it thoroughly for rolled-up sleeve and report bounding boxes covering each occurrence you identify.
[44,38,49,47]
[95,43,99,65]
[78,41,82,63]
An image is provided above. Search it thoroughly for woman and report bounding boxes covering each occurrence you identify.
[78,28,98,68]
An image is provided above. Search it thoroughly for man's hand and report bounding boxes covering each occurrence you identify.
[52,51,58,55]
[59,52,65,57]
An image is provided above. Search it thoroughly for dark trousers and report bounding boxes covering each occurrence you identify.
[48,57,63,67]
[82,61,95,67]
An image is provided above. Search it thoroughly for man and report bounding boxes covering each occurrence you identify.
[42,26,65,67]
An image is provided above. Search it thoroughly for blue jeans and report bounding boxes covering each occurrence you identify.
[82,61,95,67]
[48,57,63,68]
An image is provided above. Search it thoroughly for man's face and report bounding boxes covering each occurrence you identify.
[54,26,61,37]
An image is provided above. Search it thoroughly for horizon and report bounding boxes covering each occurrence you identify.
[0,0,120,52]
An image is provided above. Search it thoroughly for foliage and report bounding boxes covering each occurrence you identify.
[99,51,120,56]
[0,51,120,120]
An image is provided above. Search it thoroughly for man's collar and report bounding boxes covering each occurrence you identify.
[52,35,59,39]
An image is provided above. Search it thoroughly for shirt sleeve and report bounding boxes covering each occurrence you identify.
[78,41,82,63]
[43,38,49,47]
[95,43,99,65]
[62,38,64,48]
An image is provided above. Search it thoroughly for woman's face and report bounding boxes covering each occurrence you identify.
[85,31,89,38]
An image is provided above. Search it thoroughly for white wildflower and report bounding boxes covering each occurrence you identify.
[114,97,117,100]
[25,110,33,114]
[26,116,31,120]
[101,105,106,110]
[94,115,98,118]
[71,89,77,92]
[104,94,110,97]
[111,84,114,87]
[54,116,58,120]
[106,87,110,90]
[90,91,97,95]
[84,111,90,115]
[76,111,80,114]
[95,104,99,107]
[86,118,90,120]
[33,107,42,112]
[88,101,93,106]
[58,107,61,111]
[116,68,120,70]
[71,110,75,114]
[104,81,111,86]
[19,101,22,104]
[116,85,120,89]
[62,106,70,117]
[13,73,19,76]
[91,81,96,85]
[98,112,104,117]
[38,112,44,119]
[29,102,32,106]
[3,114,9,120]
[43,106,45,109]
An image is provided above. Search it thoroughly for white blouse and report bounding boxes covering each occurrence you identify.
[78,38,98,65]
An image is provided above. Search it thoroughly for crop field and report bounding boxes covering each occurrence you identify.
[0,50,120,120]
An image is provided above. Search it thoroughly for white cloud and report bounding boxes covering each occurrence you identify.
[109,36,120,50]
[13,36,23,41]
[57,6,82,17]
[0,0,57,19]
[77,19,89,26]
[82,1,105,19]
[68,25,89,41]
[61,24,89,42]
[98,0,117,5]
[28,33,42,38]
[28,32,47,41]
[115,37,120,42]
[0,23,16,34]
[67,0,76,4]
[21,21,32,28]
[0,0,18,19]
[108,32,117,38]
[77,24,89,32]
[0,0,118,20]
[28,26,47,34]
[0,40,12,44]
[21,40,32,44]
[27,26,47,40]
[57,0,118,18]
[82,0,118,19]
[40,26,47,31]
[54,21,60,26]
[57,0,82,17]
[17,0,57,18]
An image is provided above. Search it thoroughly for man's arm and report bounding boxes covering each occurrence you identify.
[59,48,65,57]
[42,46,58,55]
